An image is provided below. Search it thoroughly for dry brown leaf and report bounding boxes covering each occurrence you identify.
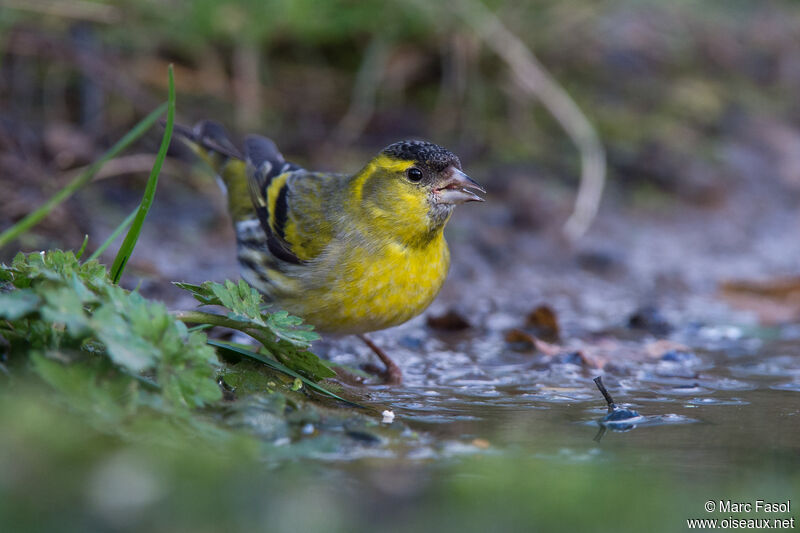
[721,277,800,324]
[504,329,562,356]
[525,304,560,341]
[426,309,471,331]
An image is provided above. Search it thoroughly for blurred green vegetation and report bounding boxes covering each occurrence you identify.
[4,0,800,246]
[6,0,800,170]
[2,383,798,533]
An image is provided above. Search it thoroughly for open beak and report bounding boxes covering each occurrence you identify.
[435,167,485,205]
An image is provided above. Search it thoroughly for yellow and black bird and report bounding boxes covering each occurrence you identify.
[175,121,484,383]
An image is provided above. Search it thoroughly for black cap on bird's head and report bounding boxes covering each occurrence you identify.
[382,140,461,172]
[382,140,485,205]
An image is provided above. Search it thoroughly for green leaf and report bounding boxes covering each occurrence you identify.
[208,340,360,407]
[92,305,160,373]
[272,342,336,380]
[269,323,320,346]
[211,279,265,325]
[5,250,108,291]
[158,329,222,409]
[174,281,222,306]
[221,361,279,395]
[41,287,90,337]
[0,290,40,320]
[265,310,320,347]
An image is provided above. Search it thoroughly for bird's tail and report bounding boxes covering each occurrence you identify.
[172,120,253,222]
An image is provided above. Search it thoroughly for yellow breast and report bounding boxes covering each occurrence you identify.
[287,233,450,334]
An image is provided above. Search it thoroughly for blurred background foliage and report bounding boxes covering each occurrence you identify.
[6,0,800,185]
[5,0,800,259]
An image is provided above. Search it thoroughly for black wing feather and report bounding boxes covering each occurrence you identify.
[244,135,303,265]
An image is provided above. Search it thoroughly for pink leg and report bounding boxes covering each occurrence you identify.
[357,334,402,384]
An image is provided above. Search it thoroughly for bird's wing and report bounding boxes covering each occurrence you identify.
[244,135,336,264]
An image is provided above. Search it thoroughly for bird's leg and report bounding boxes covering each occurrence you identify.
[357,334,402,385]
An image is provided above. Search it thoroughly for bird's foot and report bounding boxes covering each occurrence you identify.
[357,334,403,385]
[381,359,403,385]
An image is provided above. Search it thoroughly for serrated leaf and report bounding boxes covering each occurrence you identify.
[41,286,90,337]
[221,361,279,395]
[262,311,320,347]
[92,305,160,373]
[284,350,336,381]
[268,323,320,346]
[0,290,40,320]
[157,329,222,409]
[208,340,360,406]
[174,281,222,306]
[68,272,98,304]
[210,280,265,325]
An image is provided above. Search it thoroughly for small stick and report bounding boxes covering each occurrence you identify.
[593,376,616,413]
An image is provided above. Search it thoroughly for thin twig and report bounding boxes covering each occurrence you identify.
[232,44,262,131]
[593,376,616,413]
[333,38,389,146]
[64,154,189,182]
[449,0,607,242]
[433,33,474,137]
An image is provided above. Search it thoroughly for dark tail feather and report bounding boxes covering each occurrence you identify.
[172,120,243,160]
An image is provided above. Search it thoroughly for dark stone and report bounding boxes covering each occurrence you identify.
[627,305,672,335]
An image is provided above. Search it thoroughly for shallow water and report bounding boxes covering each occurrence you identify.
[320,307,800,475]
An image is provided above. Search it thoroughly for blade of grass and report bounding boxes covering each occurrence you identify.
[110,64,175,284]
[86,207,137,262]
[187,323,214,333]
[208,339,362,407]
[75,235,89,259]
[0,102,168,250]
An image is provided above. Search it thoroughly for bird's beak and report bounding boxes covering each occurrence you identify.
[434,167,485,205]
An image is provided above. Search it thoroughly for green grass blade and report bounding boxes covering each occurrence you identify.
[86,207,137,262]
[110,64,176,284]
[207,339,362,407]
[75,235,89,259]
[0,102,168,250]
[187,323,214,333]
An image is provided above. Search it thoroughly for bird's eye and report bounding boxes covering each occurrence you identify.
[406,167,423,182]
